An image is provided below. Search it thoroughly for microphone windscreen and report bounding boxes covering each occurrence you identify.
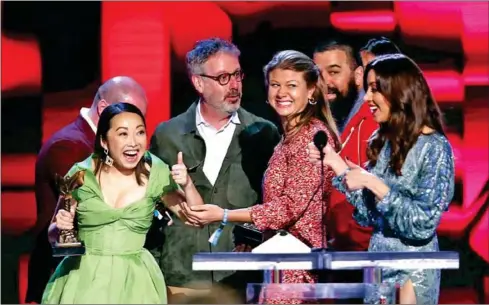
[313,130,328,150]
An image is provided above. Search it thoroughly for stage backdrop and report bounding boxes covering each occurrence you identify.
[2,1,488,304]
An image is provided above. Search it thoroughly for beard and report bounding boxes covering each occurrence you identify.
[328,79,359,132]
[204,89,242,115]
[221,89,242,114]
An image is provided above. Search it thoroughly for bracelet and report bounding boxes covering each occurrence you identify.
[208,208,229,247]
[222,208,229,225]
[338,167,351,179]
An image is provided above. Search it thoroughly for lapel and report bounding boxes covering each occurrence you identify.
[177,102,211,188]
[179,102,206,171]
[216,110,249,179]
[178,103,255,185]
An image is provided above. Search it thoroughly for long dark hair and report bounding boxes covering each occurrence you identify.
[364,54,445,175]
[94,102,150,185]
[263,50,341,151]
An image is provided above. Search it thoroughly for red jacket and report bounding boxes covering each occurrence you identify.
[328,101,378,251]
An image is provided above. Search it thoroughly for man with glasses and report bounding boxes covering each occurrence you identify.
[148,37,280,302]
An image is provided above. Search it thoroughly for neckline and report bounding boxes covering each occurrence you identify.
[80,152,154,210]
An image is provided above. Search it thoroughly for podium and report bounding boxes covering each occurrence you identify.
[193,251,459,303]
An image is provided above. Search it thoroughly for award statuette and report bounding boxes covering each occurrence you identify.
[52,171,86,257]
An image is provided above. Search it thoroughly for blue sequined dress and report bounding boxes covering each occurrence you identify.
[333,132,455,304]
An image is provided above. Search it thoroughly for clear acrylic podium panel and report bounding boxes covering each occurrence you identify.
[246,283,396,304]
[193,251,460,272]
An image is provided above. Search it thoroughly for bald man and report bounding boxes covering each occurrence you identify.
[25,76,147,303]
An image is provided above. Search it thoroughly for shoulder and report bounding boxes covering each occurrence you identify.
[65,154,93,177]
[38,120,91,157]
[238,109,280,148]
[288,119,327,148]
[152,110,190,136]
[414,133,455,166]
[240,108,277,128]
[146,152,177,195]
[36,137,91,171]
[148,152,171,171]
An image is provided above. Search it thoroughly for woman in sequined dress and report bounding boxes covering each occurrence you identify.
[185,50,341,304]
[308,53,455,304]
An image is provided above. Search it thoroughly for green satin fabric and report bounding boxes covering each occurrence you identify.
[42,152,176,304]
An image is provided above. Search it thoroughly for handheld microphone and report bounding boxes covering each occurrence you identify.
[313,130,328,160]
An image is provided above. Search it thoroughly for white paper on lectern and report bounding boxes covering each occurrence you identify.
[252,231,311,253]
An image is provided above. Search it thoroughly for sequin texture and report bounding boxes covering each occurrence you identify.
[333,132,455,304]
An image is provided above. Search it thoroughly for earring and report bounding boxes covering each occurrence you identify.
[265,100,270,104]
[104,148,113,167]
[308,98,317,105]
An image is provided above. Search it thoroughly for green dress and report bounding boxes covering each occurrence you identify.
[42,152,176,304]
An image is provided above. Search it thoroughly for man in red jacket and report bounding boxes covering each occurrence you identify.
[313,37,401,302]
[26,76,148,303]
[313,37,402,252]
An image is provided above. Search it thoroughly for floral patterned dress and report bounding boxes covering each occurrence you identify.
[250,118,337,304]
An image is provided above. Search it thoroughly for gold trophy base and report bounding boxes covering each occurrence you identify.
[52,241,86,257]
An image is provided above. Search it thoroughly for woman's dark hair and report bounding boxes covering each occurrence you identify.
[94,102,149,185]
[263,50,341,151]
[360,37,401,56]
[364,54,445,175]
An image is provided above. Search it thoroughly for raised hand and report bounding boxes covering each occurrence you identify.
[343,158,372,191]
[171,152,190,188]
[307,141,338,167]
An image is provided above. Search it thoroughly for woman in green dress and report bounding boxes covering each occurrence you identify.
[42,102,203,304]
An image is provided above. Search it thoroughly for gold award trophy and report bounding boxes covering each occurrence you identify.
[52,170,86,257]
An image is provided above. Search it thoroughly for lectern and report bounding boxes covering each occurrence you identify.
[193,251,459,303]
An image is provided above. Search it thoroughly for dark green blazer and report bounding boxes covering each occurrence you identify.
[148,102,280,288]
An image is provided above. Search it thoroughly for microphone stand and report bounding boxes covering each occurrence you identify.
[311,148,332,285]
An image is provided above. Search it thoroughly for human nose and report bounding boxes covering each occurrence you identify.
[324,74,334,86]
[228,78,238,89]
[127,134,137,146]
[276,85,288,97]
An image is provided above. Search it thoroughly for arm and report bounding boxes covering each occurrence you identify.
[331,170,372,227]
[371,143,455,241]
[161,179,204,222]
[327,190,372,251]
[47,196,78,244]
[248,129,335,231]
[34,140,90,235]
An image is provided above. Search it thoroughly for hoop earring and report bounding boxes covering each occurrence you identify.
[308,98,317,105]
[104,148,114,167]
[265,100,270,104]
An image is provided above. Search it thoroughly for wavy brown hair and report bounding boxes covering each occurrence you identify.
[263,50,341,151]
[364,54,445,175]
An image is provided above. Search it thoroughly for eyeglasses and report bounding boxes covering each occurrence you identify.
[199,69,245,86]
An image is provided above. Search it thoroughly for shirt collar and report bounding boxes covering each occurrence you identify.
[195,100,241,129]
[80,107,97,134]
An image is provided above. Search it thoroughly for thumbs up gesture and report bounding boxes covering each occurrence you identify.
[171,152,191,188]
